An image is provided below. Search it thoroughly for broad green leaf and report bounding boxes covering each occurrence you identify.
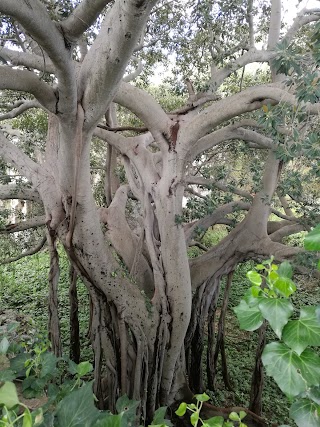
[282,306,320,355]
[6,322,19,333]
[175,402,187,416]
[296,349,320,386]
[76,361,93,378]
[0,382,20,408]
[194,393,210,402]
[247,271,262,286]
[290,399,320,427]
[243,289,261,307]
[40,352,58,378]
[233,300,264,331]
[55,382,101,427]
[262,343,306,397]
[190,412,199,426]
[258,298,293,338]
[304,224,320,251]
[308,387,320,405]
[273,276,296,297]
[115,394,139,424]
[239,411,247,420]
[0,337,9,354]
[151,407,172,426]
[255,264,265,270]
[202,416,224,427]
[229,412,240,421]
[0,369,16,382]
[278,261,293,279]
[23,409,33,427]
[92,414,122,427]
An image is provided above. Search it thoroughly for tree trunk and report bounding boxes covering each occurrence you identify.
[69,265,80,363]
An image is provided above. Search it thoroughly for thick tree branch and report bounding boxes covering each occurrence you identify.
[60,0,113,43]
[115,82,171,138]
[182,84,320,151]
[0,184,40,202]
[0,0,77,113]
[0,47,54,73]
[0,130,43,183]
[0,235,46,265]
[0,67,56,112]
[0,215,46,233]
[186,176,253,200]
[0,100,42,121]
[79,0,158,129]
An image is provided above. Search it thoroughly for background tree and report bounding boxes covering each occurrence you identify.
[0,0,320,422]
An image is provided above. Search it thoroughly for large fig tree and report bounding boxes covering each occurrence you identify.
[0,0,320,421]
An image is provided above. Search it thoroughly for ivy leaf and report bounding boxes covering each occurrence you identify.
[151,407,172,427]
[23,410,33,427]
[0,381,20,408]
[202,416,224,427]
[246,271,262,286]
[262,343,306,397]
[304,224,320,251]
[194,393,210,402]
[175,402,187,417]
[282,306,320,355]
[273,276,296,297]
[258,298,293,338]
[233,300,263,331]
[289,399,320,427]
[0,337,9,354]
[278,261,293,279]
[296,349,320,386]
[55,382,101,427]
[190,412,199,426]
[76,361,93,378]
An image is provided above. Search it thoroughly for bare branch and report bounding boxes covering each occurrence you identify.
[0,184,41,202]
[0,100,42,121]
[0,130,43,183]
[186,176,253,201]
[123,58,144,82]
[60,0,113,42]
[188,240,208,251]
[1,235,46,265]
[97,123,148,133]
[269,223,306,242]
[247,0,254,48]
[0,67,57,112]
[79,0,158,129]
[0,0,77,112]
[0,215,46,234]
[0,47,54,73]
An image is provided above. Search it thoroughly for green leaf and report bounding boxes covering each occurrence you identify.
[233,300,264,331]
[239,411,247,420]
[190,412,199,426]
[40,352,58,378]
[76,361,93,378]
[151,407,172,426]
[290,399,320,427]
[262,343,306,397]
[0,337,9,354]
[175,402,187,417]
[258,298,293,338]
[278,261,293,279]
[273,276,296,297]
[229,412,240,421]
[0,382,20,408]
[202,416,224,427]
[194,393,210,402]
[255,264,265,270]
[92,414,122,427]
[55,382,101,427]
[282,306,320,355]
[0,369,16,382]
[296,349,320,386]
[308,387,320,405]
[304,224,320,251]
[247,271,262,286]
[23,409,33,427]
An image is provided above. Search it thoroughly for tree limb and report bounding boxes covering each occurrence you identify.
[0,47,54,73]
[0,67,57,112]
[0,184,40,202]
[0,100,42,121]
[0,215,46,233]
[0,235,47,265]
[59,0,113,43]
